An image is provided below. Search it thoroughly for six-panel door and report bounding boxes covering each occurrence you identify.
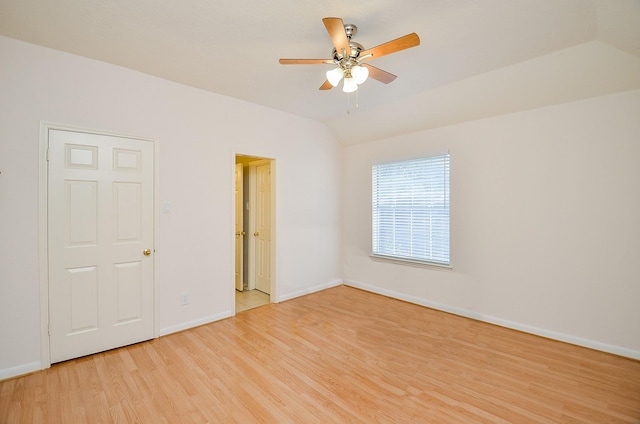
[48,130,154,363]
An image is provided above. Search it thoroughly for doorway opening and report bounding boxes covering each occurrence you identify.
[235,155,274,313]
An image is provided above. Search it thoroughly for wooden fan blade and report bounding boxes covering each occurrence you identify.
[322,17,351,57]
[360,33,420,60]
[362,63,397,84]
[319,80,334,90]
[279,59,333,65]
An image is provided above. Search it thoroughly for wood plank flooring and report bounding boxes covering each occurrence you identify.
[2,285,639,423]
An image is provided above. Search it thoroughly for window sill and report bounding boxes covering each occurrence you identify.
[370,254,452,271]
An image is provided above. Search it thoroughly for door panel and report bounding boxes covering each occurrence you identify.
[114,261,143,324]
[67,266,98,333]
[114,182,142,242]
[48,129,154,363]
[66,180,98,246]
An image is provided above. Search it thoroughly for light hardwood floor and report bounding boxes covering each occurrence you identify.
[2,285,639,423]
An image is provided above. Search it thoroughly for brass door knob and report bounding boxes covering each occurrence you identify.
[143,248,152,256]
[254,232,260,237]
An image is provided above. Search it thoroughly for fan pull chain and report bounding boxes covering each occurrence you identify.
[345,90,362,115]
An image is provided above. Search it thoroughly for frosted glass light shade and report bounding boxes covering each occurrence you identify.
[342,77,358,93]
[351,65,369,85]
[326,67,344,87]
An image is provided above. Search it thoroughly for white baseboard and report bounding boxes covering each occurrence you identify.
[159,279,343,336]
[0,362,41,381]
[277,279,343,303]
[1,312,234,380]
[344,279,640,360]
[158,311,233,337]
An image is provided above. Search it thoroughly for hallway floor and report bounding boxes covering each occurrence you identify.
[235,289,269,313]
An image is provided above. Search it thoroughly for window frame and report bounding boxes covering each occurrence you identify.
[371,153,451,269]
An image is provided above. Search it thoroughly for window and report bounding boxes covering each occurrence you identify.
[372,153,450,266]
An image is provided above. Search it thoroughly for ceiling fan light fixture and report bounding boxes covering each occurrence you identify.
[351,65,369,85]
[342,77,358,93]
[279,17,421,98]
[326,67,344,87]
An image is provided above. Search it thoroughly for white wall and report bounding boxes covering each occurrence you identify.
[2,33,638,380]
[343,89,640,358]
[0,36,342,378]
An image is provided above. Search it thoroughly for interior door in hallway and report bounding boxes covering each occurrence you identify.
[48,129,155,363]
[235,163,244,291]
[255,163,271,294]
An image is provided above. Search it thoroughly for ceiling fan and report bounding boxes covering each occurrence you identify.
[279,17,420,93]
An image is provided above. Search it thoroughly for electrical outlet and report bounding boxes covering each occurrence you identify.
[180,292,190,305]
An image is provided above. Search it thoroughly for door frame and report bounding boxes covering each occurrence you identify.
[233,154,277,312]
[38,121,159,369]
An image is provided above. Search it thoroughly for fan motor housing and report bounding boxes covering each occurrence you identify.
[332,42,364,61]
[331,23,363,62]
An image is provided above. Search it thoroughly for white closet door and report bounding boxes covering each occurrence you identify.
[48,129,155,363]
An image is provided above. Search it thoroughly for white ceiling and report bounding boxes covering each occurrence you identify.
[1,0,639,144]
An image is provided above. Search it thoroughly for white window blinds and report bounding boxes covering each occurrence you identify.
[372,153,450,266]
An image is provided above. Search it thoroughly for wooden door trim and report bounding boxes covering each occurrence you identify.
[38,122,159,370]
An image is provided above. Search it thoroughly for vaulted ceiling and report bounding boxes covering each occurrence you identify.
[1,0,639,144]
